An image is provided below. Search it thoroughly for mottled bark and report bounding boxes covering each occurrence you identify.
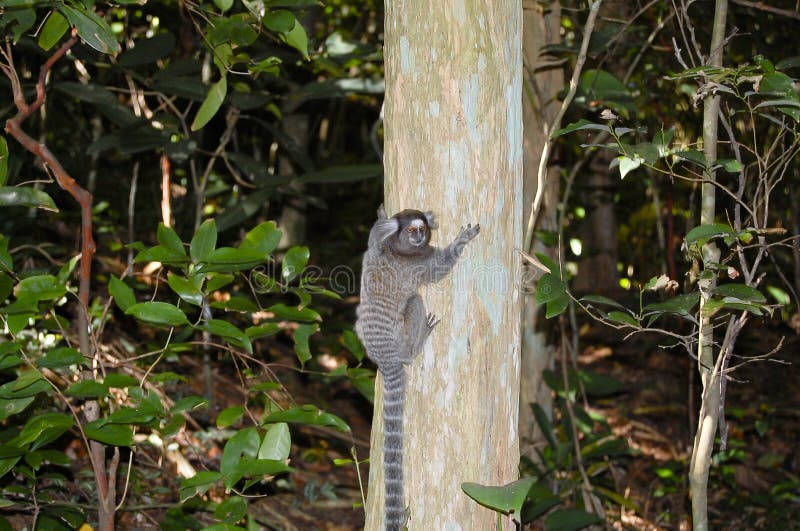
[365,1,523,528]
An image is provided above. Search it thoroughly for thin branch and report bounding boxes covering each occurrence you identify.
[524,0,602,252]
[731,0,800,20]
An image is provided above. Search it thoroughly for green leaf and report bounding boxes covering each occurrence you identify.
[606,311,639,327]
[109,276,136,311]
[718,159,743,173]
[59,5,120,54]
[118,32,176,67]
[216,406,245,428]
[617,155,641,179]
[293,323,318,366]
[535,274,567,305]
[171,396,209,413]
[552,119,610,138]
[0,397,35,421]
[263,405,350,432]
[221,427,260,483]
[191,77,227,131]
[283,18,309,59]
[258,422,290,461]
[16,413,73,448]
[674,150,707,169]
[713,283,767,304]
[200,319,253,353]
[685,223,735,246]
[532,403,557,449]
[126,302,190,327]
[190,219,217,262]
[207,273,235,292]
[39,11,70,51]
[157,223,186,256]
[180,471,221,501]
[233,457,292,478]
[246,322,281,340]
[642,292,700,317]
[521,484,561,523]
[84,422,134,447]
[579,370,625,396]
[134,245,189,266]
[268,303,321,322]
[38,347,84,369]
[214,495,247,524]
[577,69,634,112]
[652,128,674,156]
[263,10,295,33]
[341,329,365,362]
[461,477,536,521]
[105,406,156,425]
[0,186,58,211]
[65,380,108,398]
[240,221,282,255]
[545,508,603,531]
[545,293,569,318]
[579,294,626,310]
[282,246,309,282]
[213,0,235,11]
[167,273,203,306]
[105,373,139,388]
[16,274,66,302]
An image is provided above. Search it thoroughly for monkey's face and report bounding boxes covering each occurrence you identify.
[389,209,432,256]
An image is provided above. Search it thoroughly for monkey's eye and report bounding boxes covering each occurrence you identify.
[419,226,426,233]
[406,227,414,233]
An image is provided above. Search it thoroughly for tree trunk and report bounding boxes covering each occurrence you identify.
[365,1,523,528]
[520,0,563,455]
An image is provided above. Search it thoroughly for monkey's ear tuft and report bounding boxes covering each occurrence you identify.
[377,204,388,220]
[375,218,399,241]
[424,211,438,230]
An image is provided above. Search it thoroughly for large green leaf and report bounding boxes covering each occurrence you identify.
[263,405,350,432]
[282,246,309,282]
[240,221,282,256]
[38,11,68,51]
[258,422,290,461]
[84,422,134,447]
[125,302,190,327]
[190,219,217,262]
[545,508,603,531]
[535,274,567,305]
[461,477,537,522]
[292,323,318,366]
[191,77,227,131]
[109,275,136,311]
[118,32,176,67]
[167,274,203,306]
[0,186,57,211]
[59,5,119,54]
[179,471,221,501]
[38,347,85,369]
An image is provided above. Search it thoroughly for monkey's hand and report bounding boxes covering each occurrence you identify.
[377,203,387,220]
[457,223,481,243]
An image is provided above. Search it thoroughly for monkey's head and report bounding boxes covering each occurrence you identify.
[376,208,437,256]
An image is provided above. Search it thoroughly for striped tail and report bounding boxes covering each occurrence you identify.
[381,362,406,531]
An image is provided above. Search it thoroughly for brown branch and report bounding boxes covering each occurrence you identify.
[2,31,113,529]
[731,0,800,20]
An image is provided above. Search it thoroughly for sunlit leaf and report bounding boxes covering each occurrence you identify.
[461,478,536,521]
[263,405,350,432]
[0,187,58,211]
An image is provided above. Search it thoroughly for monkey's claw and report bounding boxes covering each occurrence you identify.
[426,313,441,330]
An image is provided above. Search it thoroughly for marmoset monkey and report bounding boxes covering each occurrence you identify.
[355,205,480,530]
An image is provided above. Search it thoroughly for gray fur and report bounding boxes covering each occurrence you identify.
[356,205,480,530]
